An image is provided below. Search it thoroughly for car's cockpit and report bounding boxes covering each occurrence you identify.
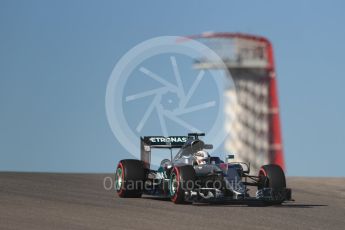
[174,139,204,160]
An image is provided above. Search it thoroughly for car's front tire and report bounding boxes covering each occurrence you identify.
[258,164,286,204]
[258,164,286,189]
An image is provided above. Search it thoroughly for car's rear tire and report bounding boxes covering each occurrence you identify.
[170,165,195,204]
[115,159,146,198]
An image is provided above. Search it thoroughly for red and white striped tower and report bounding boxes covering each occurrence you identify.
[187,32,285,173]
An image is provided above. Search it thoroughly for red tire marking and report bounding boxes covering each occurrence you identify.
[259,167,267,177]
[116,162,125,197]
[171,167,180,203]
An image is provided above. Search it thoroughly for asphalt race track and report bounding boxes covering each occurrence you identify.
[0,173,344,230]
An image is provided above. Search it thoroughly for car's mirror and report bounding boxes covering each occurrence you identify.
[204,144,213,149]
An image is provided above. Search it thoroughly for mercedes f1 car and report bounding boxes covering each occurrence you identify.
[115,133,292,205]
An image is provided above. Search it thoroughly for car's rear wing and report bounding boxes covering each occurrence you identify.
[140,133,212,169]
[140,136,188,168]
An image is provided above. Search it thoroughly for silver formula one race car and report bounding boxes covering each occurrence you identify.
[115,133,292,205]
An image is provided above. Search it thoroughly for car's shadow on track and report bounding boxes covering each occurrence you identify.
[268,204,328,208]
[193,203,328,208]
[142,196,171,202]
[142,196,327,208]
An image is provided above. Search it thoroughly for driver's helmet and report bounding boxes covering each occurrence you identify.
[195,150,210,165]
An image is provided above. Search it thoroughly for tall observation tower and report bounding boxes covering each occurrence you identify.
[188,32,285,173]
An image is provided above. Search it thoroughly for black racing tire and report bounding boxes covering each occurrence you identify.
[258,164,286,190]
[115,159,146,198]
[170,165,196,204]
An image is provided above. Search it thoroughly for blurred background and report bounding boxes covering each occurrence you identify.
[0,0,344,176]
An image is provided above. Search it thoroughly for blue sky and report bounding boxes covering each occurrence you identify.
[0,0,344,176]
